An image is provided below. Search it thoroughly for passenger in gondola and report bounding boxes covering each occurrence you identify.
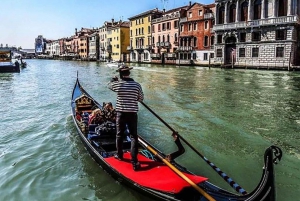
[102,102,116,122]
[88,108,104,125]
[108,65,144,171]
[75,111,82,121]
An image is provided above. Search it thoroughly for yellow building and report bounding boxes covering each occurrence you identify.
[128,8,162,63]
[108,21,130,62]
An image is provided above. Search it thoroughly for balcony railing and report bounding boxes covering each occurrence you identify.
[135,46,144,50]
[204,13,214,19]
[151,53,160,58]
[126,46,133,50]
[180,17,187,23]
[156,42,160,47]
[164,42,170,47]
[213,15,299,31]
[152,13,180,23]
[178,46,194,51]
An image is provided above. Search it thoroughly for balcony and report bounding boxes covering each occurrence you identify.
[135,46,144,50]
[213,15,299,31]
[151,53,160,58]
[127,46,133,51]
[152,13,180,23]
[156,42,160,47]
[204,13,214,19]
[178,46,194,51]
[145,45,152,50]
[160,42,165,47]
[164,42,171,48]
[180,17,187,23]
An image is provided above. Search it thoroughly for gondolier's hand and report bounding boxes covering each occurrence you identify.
[111,76,118,82]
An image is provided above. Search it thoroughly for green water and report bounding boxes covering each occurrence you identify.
[0,60,299,201]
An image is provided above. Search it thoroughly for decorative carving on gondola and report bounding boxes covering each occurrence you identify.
[75,94,92,106]
[264,145,283,165]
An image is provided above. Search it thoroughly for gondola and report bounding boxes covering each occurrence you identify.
[20,62,27,68]
[71,75,282,201]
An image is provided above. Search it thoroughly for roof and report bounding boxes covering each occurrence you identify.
[128,8,163,20]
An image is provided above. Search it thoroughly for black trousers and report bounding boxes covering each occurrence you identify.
[116,112,138,163]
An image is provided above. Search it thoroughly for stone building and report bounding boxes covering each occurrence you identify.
[213,0,300,69]
[179,3,215,66]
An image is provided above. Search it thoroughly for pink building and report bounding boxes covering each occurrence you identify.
[151,6,190,64]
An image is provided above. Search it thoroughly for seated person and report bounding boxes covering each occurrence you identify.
[75,111,82,121]
[88,108,104,125]
[102,102,116,122]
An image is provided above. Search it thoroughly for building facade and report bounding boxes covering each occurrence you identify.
[151,6,189,64]
[128,8,163,63]
[180,3,215,65]
[109,21,130,62]
[88,32,99,61]
[213,0,300,68]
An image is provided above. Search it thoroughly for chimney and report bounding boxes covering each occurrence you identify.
[163,9,165,13]
[112,18,114,23]
[189,1,192,6]
[75,28,78,36]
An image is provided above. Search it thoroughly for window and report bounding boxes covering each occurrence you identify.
[218,7,225,24]
[193,37,197,47]
[217,49,222,57]
[276,47,284,57]
[152,25,155,32]
[240,32,246,42]
[189,23,192,31]
[204,21,208,29]
[204,36,209,47]
[193,53,197,59]
[211,36,215,46]
[174,33,178,42]
[239,48,245,57]
[253,0,262,19]
[278,0,287,16]
[174,20,179,28]
[189,12,192,18]
[276,30,286,40]
[229,4,236,22]
[210,53,214,58]
[148,26,150,34]
[180,25,184,32]
[167,22,171,30]
[217,35,222,43]
[162,23,166,30]
[193,23,197,30]
[204,53,208,60]
[252,47,259,57]
[199,10,203,16]
[158,24,161,32]
[252,32,261,41]
[241,2,248,22]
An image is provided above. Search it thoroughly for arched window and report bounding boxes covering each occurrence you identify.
[211,36,215,46]
[167,35,170,42]
[253,0,261,20]
[205,21,209,29]
[240,1,248,22]
[162,35,165,42]
[158,36,161,43]
[174,33,178,42]
[229,4,236,22]
[278,0,287,16]
[218,6,225,24]
[193,37,197,47]
[204,36,209,47]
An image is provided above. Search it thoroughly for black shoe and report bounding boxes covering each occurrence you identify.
[133,162,141,171]
[114,153,123,161]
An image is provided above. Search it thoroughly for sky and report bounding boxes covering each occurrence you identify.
[0,0,213,49]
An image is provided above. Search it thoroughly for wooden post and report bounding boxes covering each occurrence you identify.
[288,51,291,71]
[231,52,234,68]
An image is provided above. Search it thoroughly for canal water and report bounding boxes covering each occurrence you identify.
[0,60,299,201]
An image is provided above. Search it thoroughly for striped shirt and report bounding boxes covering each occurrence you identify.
[109,78,144,112]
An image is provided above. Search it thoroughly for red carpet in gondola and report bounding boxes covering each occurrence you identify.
[104,152,208,193]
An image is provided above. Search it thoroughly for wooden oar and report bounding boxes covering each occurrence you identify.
[138,137,216,201]
[140,101,247,195]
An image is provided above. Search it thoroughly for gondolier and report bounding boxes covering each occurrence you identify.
[108,65,144,171]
